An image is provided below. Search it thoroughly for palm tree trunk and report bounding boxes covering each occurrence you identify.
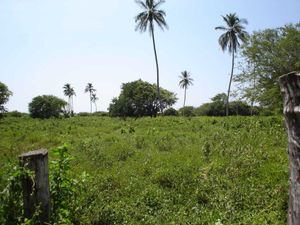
[90,92,92,113]
[226,50,235,116]
[150,23,160,110]
[71,96,74,114]
[95,102,97,112]
[183,86,187,108]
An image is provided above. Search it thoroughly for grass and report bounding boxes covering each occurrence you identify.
[0,116,288,224]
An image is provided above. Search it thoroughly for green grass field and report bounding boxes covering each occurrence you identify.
[0,116,289,224]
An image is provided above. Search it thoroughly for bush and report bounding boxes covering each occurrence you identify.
[163,108,178,116]
[76,112,90,117]
[0,82,12,115]
[92,111,109,117]
[29,95,67,119]
[178,106,196,116]
[5,111,28,118]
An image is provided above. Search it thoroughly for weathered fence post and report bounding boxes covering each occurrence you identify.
[19,149,50,224]
[279,72,300,225]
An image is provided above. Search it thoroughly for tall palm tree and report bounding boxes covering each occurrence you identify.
[63,83,76,113]
[91,93,99,112]
[135,0,168,108]
[84,83,96,113]
[179,71,193,108]
[215,13,248,116]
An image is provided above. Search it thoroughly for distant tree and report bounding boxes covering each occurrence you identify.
[236,22,300,113]
[91,93,99,112]
[195,92,255,116]
[163,107,178,116]
[108,79,177,117]
[215,13,248,116]
[29,95,67,119]
[135,0,168,107]
[84,83,96,113]
[178,106,196,117]
[179,71,193,112]
[0,82,12,114]
[63,83,76,114]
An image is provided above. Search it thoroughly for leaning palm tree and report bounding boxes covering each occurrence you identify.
[84,83,96,113]
[179,71,193,109]
[63,83,76,113]
[91,93,99,112]
[215,13,248,116]
[135,0,168,108]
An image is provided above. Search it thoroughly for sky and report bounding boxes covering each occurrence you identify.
[1,0,299,113]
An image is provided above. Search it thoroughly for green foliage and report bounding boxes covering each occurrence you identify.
[4,111,28,118]
[236,22,300,112]
[0,82,12,114]
[178,106,196,116]
[28,95,67,119]
[0,145,91,225]
[196,93,256,116]
[0,116,288,224]
[163,107,178,116]
[108,79,177,117]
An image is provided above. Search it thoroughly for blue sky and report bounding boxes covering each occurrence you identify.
[1,0,299,112]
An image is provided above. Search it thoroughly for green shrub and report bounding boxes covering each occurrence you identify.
[178,106,196,116]
[163,107,178,116]
[28,95,67,119]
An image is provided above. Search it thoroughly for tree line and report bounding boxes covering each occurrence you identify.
[0,0,299,118]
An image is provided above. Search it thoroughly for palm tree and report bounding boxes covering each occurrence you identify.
[179,71,193,109]
[215,13,248,116]
[84,83,96,113]
[63,83,76,114]
[91,93,99,112]
[135,0,168,108]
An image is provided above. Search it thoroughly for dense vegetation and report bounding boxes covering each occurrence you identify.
[0,116,288,224]
[108,80,177,117]
[0,82,12,115]
[236,22,300,113]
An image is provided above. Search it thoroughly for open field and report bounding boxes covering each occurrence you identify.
[0,116,288,224]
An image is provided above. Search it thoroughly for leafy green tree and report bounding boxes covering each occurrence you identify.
[108,79,176,117]
[215,13,248,116]
[63,83,76,114]
[135,0,168,106]
[29,95,67,119]
[0,82,12,114]
[236,22,300,113]
[179,71,194,110]
[178,106,196,117]
[84,83,96,113]
[163,107,178,116]
[91,93,99,112]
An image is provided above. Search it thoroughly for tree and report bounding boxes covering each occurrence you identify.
[108,79,177,117]
[179,71,193,111]
[236,22,300,113]
[135,0,168,107]
[91,93,99,112]
[63,83,76,114]
[0,82,12,114]
[28,95,67,119]
[84,83,96,113]
[215,13,248,116]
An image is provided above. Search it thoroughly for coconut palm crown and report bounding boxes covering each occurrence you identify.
[215,13,248,116]
[135,0,168,109]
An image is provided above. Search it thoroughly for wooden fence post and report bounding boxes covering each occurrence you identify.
[279,72,300,225]
[19,149,50,224]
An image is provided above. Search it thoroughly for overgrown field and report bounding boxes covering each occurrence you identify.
[0,116,288,224]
